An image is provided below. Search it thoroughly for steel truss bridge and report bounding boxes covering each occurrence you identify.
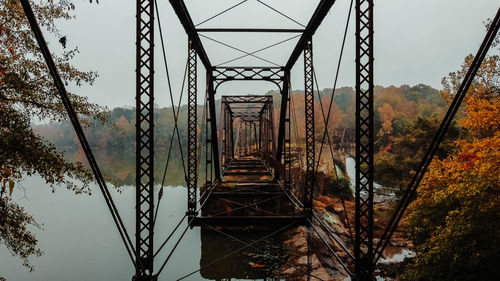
[19,0,500,280]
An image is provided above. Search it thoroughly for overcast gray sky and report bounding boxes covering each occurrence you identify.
[53,0,499,108]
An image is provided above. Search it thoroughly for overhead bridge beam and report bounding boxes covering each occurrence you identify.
[196,28,304,33]
[220,95,274,103]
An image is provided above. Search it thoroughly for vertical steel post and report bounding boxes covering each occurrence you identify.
[258,118,262,151]
[223,104,234,166]
[252,122,256,152]
[187,41,198,218]
[355,0,374,279]
[276,71,290,180]
[205,97,210,184]
[269,101,276,166]
[135,0,154,278]
[224,106,229,163]
[219,98,226,167]
[254,123,258,152]
[262,106,269,163]
[237,122,242,157]
[207,74,221,180]
[229,113,234,159]
[247,121,251,155]
[247,121,250,155]
[303,40,315,218]
[285,81,292,189]
[267,106,271,161]
[240,120,247,156]
[244,121,248,155]
[249,121,252,153]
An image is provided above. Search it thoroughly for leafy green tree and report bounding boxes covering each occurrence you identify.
[0,0,104,271]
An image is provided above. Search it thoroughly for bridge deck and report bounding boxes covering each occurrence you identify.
[195,157,306,227]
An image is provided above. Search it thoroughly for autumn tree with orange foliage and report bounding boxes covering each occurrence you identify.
[377,103,396,150]
[403,47,500,280]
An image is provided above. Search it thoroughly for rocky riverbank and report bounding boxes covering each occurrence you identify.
[279,194,413,280]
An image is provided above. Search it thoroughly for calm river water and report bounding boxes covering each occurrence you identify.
[1,151,404,280]
[1,147,288,281]
[0,175,210,280]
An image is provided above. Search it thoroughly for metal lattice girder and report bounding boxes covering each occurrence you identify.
[231,112,261,118]
[221,95,275,164]
[187,41,198,216]
[255,100,276,166]
[135,0,154,277]
[261,113,266,154]
[267,105,272,159]
[254,122,259,150]
[260,106,269,159]
[229,106,264,110]
[259,108,266,156]
[218,99,225,167]
[225,106,230,162]
[269,101,276,164]
[355,0,374,279]
[222,95,273,104]
[284,86,292,189]
[229,114,234,159]
[303,40,315,217]
[205,97,211,184]
[222,102,234,166]
[213,67,285,90]
[265,109,270,158]
[244,121,249,155]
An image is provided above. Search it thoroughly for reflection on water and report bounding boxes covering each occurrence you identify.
[1,167,285,280]
[200,229,288,280]
[1,152,411,280]
[62,147,208,187]
[0,175,207,280]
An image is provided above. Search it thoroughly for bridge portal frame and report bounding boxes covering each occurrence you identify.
[219,95,276,169]
[168,0,356,278]
[149,0,360,279]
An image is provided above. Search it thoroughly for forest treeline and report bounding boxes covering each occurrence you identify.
[32,63,500,281]
[36,83,446,152]
[35,83,447,191]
